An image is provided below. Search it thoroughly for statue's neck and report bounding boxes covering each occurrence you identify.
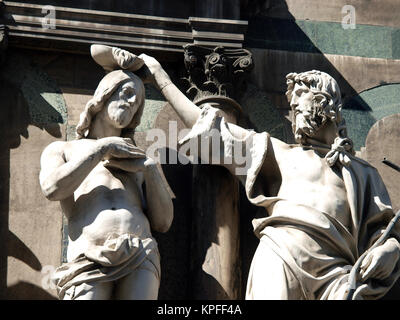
[301,120,338,154]
[87,113,122,139]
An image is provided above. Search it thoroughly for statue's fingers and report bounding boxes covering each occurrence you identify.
[130,145,146,155]
[129,151,146,158]
[104,158,142,172]
[122,138,143,150]
[126,55,145,72]
[360,258,379,281]
[112,146,146,158]
[138,53,152,62]
[360,253,372,271]
[374,268,390,280]
[104,159,129,170]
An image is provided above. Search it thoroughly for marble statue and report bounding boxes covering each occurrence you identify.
[139,54,400,300]
[39,45,174,300]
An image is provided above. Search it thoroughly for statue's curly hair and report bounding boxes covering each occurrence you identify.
[285,70,354,155]
[75,70,145,140]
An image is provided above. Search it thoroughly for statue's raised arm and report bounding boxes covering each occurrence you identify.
[138,54,250,141]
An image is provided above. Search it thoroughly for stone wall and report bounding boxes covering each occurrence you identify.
[242,0,400,151]
[1,0,400,299]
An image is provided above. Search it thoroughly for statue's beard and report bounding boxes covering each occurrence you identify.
[293,106,327,144]
[107,101,135,128]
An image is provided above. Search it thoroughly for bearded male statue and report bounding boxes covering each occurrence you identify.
[139,53,400,300]
[39,45,174,300]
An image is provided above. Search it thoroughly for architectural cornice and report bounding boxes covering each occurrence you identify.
[1,1,248,54]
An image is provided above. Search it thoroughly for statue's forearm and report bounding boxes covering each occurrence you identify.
[153,67,201,128]
[41,143,106,201]
[143,163,174,233]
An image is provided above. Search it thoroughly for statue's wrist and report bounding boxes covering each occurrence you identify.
[154,69,172,91]
[386,237,400,251]
[97,138,111,157]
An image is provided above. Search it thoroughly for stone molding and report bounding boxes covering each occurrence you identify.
[1,1,248,53]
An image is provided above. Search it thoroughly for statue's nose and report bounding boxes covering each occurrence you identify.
[127,95,137,105]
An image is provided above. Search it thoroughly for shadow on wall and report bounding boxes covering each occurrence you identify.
[343,83,400,150]
[240,0,372,123]
[150,148,196,299]
[0,57,62,299]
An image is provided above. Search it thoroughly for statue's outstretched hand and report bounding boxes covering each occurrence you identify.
[359,238,400,281]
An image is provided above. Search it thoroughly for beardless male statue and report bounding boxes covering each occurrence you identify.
[40,46,174,300]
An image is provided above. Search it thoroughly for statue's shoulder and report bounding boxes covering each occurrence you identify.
[42,139,68,154]
[43,138,95,158]
[269,136,292,152]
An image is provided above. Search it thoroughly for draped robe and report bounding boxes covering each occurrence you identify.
[179,105,400,299]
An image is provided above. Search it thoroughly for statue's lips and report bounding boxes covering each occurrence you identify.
[118,103,131,109]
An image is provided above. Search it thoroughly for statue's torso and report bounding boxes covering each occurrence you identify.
[60,139,151,261]
[270,138,351,230]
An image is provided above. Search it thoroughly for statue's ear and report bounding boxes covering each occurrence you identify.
[314,94,328,108]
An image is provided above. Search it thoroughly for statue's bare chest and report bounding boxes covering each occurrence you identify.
[64,139,141,198]
[273,146,350,227]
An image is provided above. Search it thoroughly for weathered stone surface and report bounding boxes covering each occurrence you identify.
[342,84,400,151]
[362,114,400,300]
[0,50,66,299]
[249,48,400,102]
[190,164,241,299]
[2,2,247,54]
[243,0,400,28]
[8,125,63,299]
[364,114,400,213]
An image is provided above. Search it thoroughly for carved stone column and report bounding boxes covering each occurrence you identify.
[181,45,253,299]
